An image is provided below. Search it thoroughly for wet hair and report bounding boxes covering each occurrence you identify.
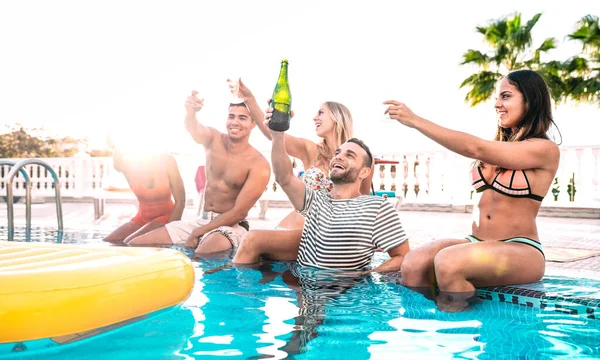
[315,102,354,167]
[347,138,373,168]
[494,70,560,144]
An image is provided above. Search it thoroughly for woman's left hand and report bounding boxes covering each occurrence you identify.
[383,100,420,128]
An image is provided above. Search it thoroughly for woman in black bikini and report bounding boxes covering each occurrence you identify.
[385,70,560,306]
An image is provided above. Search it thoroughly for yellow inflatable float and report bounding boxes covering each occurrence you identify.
[0,241,194,347]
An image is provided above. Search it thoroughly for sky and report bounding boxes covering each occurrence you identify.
[1,0,599,157]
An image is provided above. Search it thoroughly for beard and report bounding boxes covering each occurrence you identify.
[330,167,359,184]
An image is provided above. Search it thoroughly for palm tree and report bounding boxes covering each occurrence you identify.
[564,15,600,105]
[460,13,557,106]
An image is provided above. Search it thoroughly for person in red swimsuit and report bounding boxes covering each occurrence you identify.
[385,70,560,310]
[102,140,186,243]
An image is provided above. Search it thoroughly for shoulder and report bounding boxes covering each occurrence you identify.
[526,137,559,150]
[377,198,397,212]
[158,153,178,169]
[355,196,397,215]
[250,147,270,169]
[356,195,385,206]
[526,138,560,165]
[246,148,271,182]
[160,152,176,163]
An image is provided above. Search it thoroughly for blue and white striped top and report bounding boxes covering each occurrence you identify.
[298,186,408,270]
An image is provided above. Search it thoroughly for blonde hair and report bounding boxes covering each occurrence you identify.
[315,101,354,167]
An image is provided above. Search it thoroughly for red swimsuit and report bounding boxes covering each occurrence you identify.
[129,172,175,226]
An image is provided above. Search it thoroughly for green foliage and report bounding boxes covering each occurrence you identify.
[551,177,560,201]
[460,13,600,107]
[565,15,600,105]
[0,128,79,158]
[460,12,557,106]
[567,173,577,202]
[459,71,502,105]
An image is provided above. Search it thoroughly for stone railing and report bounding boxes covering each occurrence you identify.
[374,145,600,207]
[1,145,599,208]
[0,155,114,199]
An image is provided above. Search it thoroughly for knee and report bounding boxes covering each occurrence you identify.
[401,251,431,286]
[433,251,462,287]
[233,231,262,263]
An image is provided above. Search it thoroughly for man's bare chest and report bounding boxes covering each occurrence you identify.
[206,153,253,190]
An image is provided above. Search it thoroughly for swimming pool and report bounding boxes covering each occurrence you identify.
[2,226,600,359]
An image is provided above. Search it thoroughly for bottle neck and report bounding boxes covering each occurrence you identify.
[277,63,288,84]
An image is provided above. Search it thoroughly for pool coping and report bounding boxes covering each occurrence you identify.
[383,271,600,319]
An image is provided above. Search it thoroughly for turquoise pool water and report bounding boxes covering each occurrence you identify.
[2,227,600,359]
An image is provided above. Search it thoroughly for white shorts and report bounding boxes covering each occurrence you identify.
[165,211,249,247]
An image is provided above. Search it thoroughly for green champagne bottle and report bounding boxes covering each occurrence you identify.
[268,59,292,132]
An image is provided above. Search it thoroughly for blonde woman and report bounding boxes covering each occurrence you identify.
[231,79,373,264]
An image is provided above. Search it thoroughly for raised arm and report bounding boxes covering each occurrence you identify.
[270,131,307,211]
[234,79,271,139]
[164,154,186,222]
[184,91,217,147]
[185,157,271,247]
[234,79,316,168]
[384,100,559,170]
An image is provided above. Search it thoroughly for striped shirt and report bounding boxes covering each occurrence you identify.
[298,186,408,270]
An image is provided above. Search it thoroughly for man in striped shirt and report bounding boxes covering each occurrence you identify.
[269,130,410,272]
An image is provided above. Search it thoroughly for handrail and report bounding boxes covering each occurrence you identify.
[1,161,32,230]
[5,159,63,234]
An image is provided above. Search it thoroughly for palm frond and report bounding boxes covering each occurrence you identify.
[461,49,491,66]
[537,38,556,52]
[459,71,502,107]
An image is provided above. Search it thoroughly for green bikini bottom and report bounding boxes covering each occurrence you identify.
[466,235,545,258]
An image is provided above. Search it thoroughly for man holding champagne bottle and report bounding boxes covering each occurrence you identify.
[129,91,271,254]
[262,117,411,272]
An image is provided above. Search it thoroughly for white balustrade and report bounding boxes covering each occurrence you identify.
[2,145,599,208]
[374,145,600,207]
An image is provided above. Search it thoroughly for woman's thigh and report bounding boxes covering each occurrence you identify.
[435,241,545,287]
[401,238,468,287]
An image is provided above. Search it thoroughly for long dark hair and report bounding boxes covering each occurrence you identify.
[493,70,559,143]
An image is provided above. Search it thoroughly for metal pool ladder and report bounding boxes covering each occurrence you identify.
[2,159,63,234]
